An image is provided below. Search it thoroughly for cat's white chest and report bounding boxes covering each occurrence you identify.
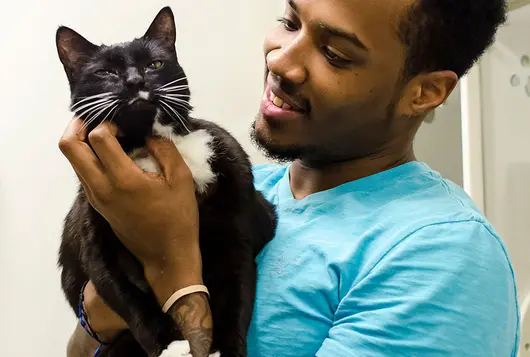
[129,122,216,193]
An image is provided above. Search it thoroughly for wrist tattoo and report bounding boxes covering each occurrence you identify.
[169,293,213,357]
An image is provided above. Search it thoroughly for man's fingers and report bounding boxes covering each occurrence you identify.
[146,137,191,182]
[59,118,106,188]
[88,123,142,183]
[73,168,100,205]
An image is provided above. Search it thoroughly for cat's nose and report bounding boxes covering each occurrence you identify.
[125,68,145,89]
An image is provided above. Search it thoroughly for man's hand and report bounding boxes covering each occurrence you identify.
[83,281,128,342]
[59,118,203,303]
[60,118,214,357]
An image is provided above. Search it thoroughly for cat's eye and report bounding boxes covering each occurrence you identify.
[95,69,117,76]
[147,61,163,70]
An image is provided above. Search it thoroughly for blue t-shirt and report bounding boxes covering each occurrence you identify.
[247,162,519,357]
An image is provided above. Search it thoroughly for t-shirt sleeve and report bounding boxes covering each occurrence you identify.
[316,220,519,357]
[252,163,280,186]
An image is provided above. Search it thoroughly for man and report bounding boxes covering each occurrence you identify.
[61,0,519,356]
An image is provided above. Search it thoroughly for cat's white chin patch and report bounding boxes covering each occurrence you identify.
[129,121,216,194]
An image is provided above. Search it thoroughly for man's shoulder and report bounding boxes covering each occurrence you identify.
[362,169,515,297]
[252,163,287,189]
[330,164,512,281]
[376,163,492,232]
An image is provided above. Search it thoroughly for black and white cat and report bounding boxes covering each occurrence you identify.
[56,6,276,357]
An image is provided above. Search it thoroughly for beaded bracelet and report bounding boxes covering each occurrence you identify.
[78,281,110,356]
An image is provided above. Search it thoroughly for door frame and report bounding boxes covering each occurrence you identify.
[459,0,530,212]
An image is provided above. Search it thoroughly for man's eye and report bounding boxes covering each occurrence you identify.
[147,61,163,70]
[323,47,350,66]
[277,17,298,32]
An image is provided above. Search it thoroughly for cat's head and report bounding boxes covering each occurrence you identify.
[56,6,191,142]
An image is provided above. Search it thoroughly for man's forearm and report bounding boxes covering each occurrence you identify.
[145,247,214,356]
[67,324,100,357]
[66,292,213,357]
[67,248,211,357]
[168,292,214,357]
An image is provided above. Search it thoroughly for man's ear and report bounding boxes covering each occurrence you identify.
[56,26,98,81]
[143,6,176,51]
[397,71,458,118]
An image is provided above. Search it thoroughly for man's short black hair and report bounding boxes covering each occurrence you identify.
[399,0,508,79]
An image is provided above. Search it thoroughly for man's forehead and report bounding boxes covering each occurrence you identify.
[288,0,412,47]
[289,0,412,18]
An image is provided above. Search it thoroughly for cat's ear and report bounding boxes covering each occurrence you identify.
[143,6,176,50]
[56,26,97,80]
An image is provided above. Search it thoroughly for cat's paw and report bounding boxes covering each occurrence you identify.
[158,340,192,357]
[208,352,221,357]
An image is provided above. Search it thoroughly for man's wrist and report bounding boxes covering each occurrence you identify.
[168,293,213,357]
[144,246,204,306]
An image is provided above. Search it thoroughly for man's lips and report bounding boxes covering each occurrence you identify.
[266,82,306,113]
[260,87,307,121]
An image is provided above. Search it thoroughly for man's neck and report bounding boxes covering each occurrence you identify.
[289,148,416,200]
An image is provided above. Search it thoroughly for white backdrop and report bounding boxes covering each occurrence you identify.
[0,1,281,356]
[477,5,530,355]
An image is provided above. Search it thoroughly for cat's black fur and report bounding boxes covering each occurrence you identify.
[56,7,276,357]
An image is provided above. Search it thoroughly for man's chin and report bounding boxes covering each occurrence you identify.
[250,118,306,163]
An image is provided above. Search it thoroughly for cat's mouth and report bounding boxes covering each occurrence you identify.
[127,90,151,105]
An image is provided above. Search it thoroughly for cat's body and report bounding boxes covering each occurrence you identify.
[56,7,276,357]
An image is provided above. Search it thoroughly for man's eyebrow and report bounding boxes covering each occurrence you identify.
[288,0,298,12]
[288,0,368,51]
[318,22,369,51]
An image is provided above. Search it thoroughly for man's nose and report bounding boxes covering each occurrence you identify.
[266,39,308,85]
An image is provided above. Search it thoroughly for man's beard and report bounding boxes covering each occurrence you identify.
[250,116,321,163]
[250,90,401,164]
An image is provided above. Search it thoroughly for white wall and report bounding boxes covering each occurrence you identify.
[415,86,463,186]
[0,1,281,356]
[478,5,530,355]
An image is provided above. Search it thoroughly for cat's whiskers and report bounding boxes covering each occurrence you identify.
[99,100,122,125]
[159,93,191,101]
[174,110,191,134]
[158,100,191,133]
[159,102,191,115]
[80,100,120,132]
[70,92,116,111]
[159,100,192,114]
[155,86,190,94]
[76,99,116,122]
[157,77,188,90]
[108,103,125,125]
[156,91,190,97]
[73,97,116,115]
[156,94,192,110]
[158,100,191,132]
